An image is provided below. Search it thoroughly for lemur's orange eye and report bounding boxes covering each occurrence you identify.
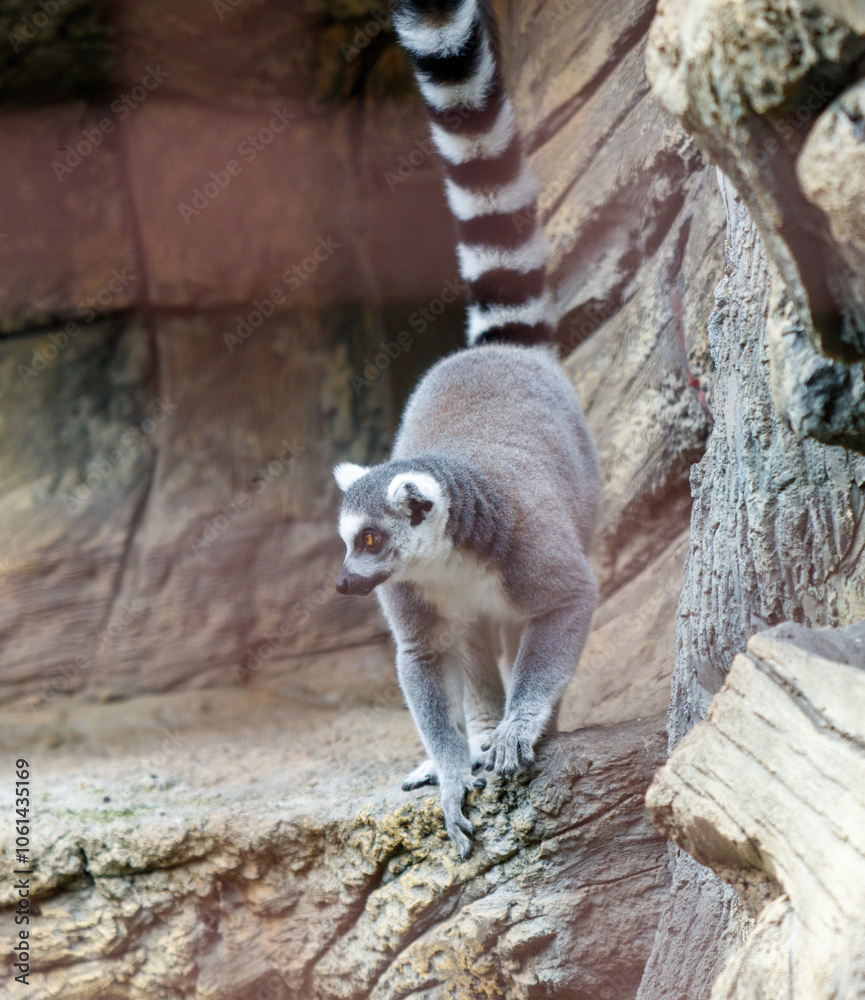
[358,529,381,554]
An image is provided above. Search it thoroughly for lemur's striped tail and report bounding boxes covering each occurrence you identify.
[394,0,553,347]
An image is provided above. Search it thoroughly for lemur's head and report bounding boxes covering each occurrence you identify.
[333,461,450,596]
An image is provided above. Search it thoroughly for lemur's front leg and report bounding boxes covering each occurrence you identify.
[484,570,597,775]
[396,641,485,858]
[379,584,484,858]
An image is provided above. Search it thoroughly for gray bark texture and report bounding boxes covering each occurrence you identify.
[635,126,865,1000]
[636,3,865,995]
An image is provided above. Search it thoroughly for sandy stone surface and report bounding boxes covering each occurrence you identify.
[0,688,668,999]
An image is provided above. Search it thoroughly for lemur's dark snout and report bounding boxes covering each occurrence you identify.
[336,568,389,596]
[335,567,357,595]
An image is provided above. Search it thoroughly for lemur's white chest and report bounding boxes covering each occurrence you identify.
[408,548,518,623]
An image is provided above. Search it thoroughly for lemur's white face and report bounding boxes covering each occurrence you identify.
[333,464,450,596]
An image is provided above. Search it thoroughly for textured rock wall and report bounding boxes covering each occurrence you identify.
[635,0,865,986]
[0,311,410,708]
[0,0,465,708]
[504,0,725,598]
[640,11,865,998]
[673,177,865,748]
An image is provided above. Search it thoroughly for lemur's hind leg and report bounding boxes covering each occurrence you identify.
[462,617,506,769]
[402,757,439,789]
[403,617,504,787]
[500,621,522,685]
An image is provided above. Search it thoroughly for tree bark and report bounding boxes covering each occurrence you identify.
[637,173,865,999]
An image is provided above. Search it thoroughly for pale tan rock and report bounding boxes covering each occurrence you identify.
[561,531,687,730]
[566,164,724,596]
[499,0,726,598]
[646,0,865,445]
[646,623,865,1000]
[798,81,865,298]
[0,690,669,999]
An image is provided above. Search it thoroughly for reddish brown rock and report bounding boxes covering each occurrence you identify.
[0,105,139,331]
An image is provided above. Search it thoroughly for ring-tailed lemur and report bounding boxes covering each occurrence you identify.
[334,0,599,859]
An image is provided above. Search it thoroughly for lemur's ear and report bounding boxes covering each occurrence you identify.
[387,472,441,527]
[333,462,369,492]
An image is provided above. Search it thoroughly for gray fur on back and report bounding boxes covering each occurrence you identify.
[393,343,598,605]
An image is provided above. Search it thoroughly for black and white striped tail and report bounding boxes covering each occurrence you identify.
[394,0,553,347]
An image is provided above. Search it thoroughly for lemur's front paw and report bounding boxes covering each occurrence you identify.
[404,760,486,858]
[482,718,538,776]
[440,773,486,860]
